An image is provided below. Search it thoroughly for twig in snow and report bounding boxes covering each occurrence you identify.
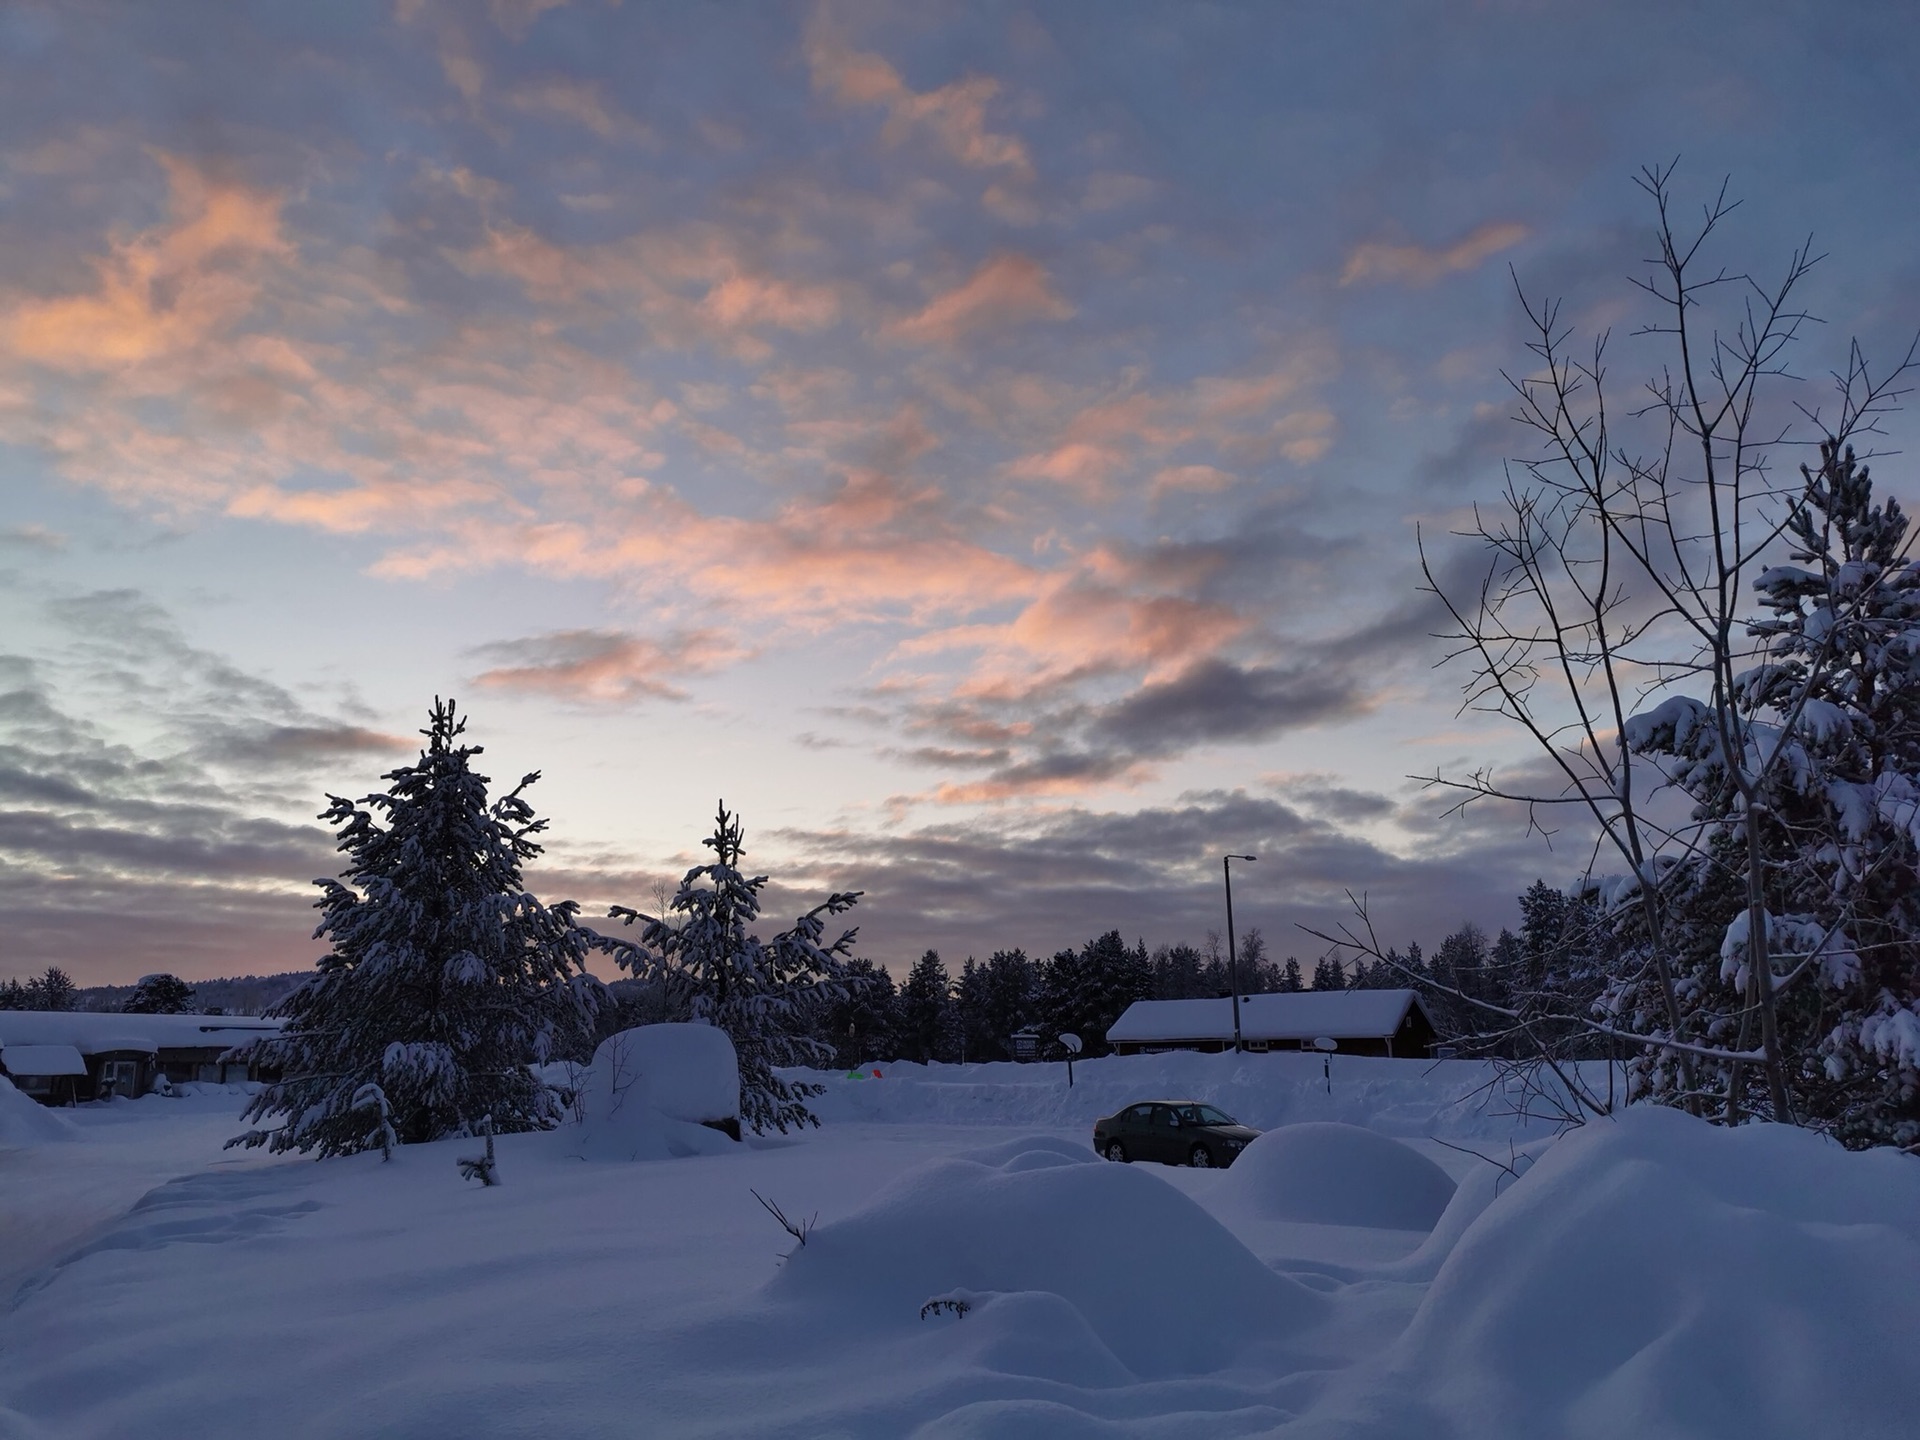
[750,1188,815,1260]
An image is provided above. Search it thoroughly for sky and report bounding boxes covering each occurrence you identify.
[2,0,1917,987]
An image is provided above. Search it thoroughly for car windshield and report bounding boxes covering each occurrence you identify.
[1173,1104,1237,1127]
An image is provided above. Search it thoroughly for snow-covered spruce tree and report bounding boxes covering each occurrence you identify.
[1036,931,1150,1057]
[595,803,860,1134]
[231,700,604,1158]
[123,973,196,1014]
[1624,442,1920,1144]
[821,957,898,1068]
[898,949,955,1062]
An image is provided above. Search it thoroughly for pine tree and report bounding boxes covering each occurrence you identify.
[1623,442,1920,1142]
[124,973,196,1014]
[1151,942,1206,1000]
[1310,955,1344,991]
[979,948,1038,1055]
[899,949,954,1062]
[953,957,1000,1063]
[1039,931,1150,1056]
[821,957,897,1067]
[598,802,860,1134]
[232,701,603,1158]
[1278,956,1305,993]
[24,966,77,1012]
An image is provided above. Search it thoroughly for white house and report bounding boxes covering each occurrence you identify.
[1105,990,1440,1058]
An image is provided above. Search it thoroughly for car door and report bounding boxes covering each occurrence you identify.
[1120,1103,1155,1157]
[1149,1104,1183,1163]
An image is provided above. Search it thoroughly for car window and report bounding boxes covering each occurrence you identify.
[1126,1104,1153,1121]
[1194,1105,1237,1126]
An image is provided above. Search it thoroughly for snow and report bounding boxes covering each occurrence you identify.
[0,1076,74,1148]
[0,1012,282,1054]
[1860,1004,1920,1070]
[2,1052,1917,1438]
[1313,1106,1920,1439]
[1107,991,1430,1045]
[1621,694,1713,752]
[572,1023,741,1162]
[770,1133,1325,1379]
[1217,1122,1456,1230]
[0,1046,89,1078]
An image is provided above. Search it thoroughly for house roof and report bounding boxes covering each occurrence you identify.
[0,1012,282,1056]
[1106,990,1435,1044]
[0,1043,90,1077]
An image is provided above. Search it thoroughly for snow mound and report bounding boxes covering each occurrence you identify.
[769,1134,1325,1378]
[572,1024,741,1162]
[1351,1106,1920,1437]
[1370,1136,1556,1282]
[1221,1121,1456,1230]
[0,1076,73,1148]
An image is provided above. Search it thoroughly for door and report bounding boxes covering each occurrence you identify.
[100,1059,141,1098]
[1120,1103,1154,1156]
[1149,1104,1185,1163]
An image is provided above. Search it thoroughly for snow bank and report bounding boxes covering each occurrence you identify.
[769,1134,1326,1379]
[573,1023,741,1162]
[1332,1106,1920,1438]
[1220,1122,1456,1230]
[0,1076,73,1148]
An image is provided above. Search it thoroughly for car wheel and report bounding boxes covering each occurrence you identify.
[1105,1140,1128,1163]
[1188,1144,1214,1168]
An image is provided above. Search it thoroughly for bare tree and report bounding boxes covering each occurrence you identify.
[1393,164,1914,1125]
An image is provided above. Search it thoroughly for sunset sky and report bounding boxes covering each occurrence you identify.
[3,1,1917,986]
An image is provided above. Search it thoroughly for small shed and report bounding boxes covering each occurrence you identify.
[0,1044,89,1105]
[1106,990,1440,1058]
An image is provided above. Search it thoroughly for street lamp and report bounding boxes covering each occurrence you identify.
[1223,853,1256,1053]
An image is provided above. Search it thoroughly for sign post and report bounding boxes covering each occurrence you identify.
[1222,854,1257,1053]
[1059,1031,1082,1087]
[1312,1035,1337,1094]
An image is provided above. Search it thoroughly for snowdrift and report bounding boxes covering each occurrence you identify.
[769,1134,1327,1379]
[574,1023,742,1161]
[1322,1106,1920,1438]
[0,1076,73,1148]
[1220,1122,1456,1230]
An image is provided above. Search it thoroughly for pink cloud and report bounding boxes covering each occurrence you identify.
[6,154,287,370]
[806,18,1033,179]
[1150,463,1237,497]
[1339,220,1531,287]
[470,627,745,703]
[507,77,654,144]
[457,221,846,352]
[891,254,1072,346]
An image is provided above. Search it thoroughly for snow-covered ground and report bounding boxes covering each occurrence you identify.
[3,1054,1917,1438]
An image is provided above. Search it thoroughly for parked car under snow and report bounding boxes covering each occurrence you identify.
[1092,1100,1260,1168]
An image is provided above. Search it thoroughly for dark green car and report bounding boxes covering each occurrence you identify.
[1092,1100,1260,1168]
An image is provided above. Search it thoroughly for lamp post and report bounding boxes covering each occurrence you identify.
[1223,853,1256,1053]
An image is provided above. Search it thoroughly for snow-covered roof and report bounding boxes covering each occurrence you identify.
[1106,991,1433,1044]
[0,1012,282,1055]
[0,1044,89,1077]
